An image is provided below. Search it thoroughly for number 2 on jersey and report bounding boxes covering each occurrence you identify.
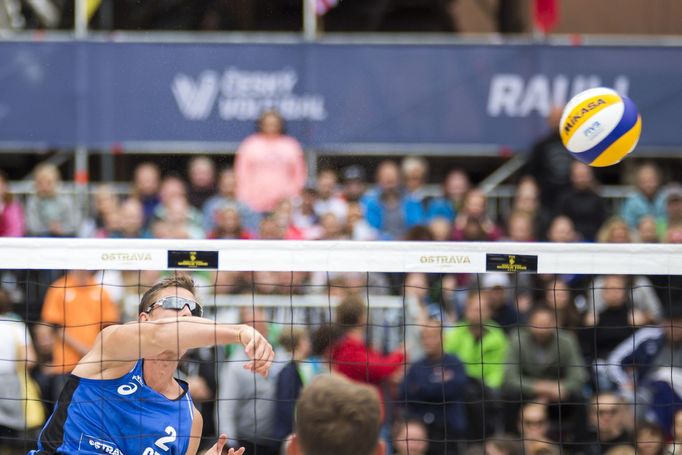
[143,426,177,455]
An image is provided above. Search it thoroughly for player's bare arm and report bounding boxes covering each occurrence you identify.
[72,317,274,379]
[186,408,203,455]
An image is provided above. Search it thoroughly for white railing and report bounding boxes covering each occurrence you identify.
[7,181,633,223]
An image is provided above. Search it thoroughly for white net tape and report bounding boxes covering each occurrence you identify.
[0,238,680,274]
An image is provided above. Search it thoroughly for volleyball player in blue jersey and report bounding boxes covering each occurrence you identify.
[30,273,274,455]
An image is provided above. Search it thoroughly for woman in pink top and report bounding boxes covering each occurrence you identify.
[235,110,307,213]
[0,170,25,237]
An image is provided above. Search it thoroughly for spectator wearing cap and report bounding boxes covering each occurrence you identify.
[235,109,307,213]
[341,165,368,203]
[361,160,425,240]
[480,273,524,332]
[657,185,682,240]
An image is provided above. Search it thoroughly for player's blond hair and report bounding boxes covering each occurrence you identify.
[295,375,381,455]
[138,273,196,316]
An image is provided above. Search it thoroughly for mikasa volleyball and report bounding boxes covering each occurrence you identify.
[560,87,642,167]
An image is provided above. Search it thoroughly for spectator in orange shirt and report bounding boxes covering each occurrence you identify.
[36,270,120,401]
[235,110,307,213]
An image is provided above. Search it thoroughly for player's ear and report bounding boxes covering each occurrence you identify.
[286,434,300,455]
[375,440,386,455]
[139,312,149,322]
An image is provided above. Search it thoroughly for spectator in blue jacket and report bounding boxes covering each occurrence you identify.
[400,320,468,455]
[273,328,312,448]
[426,168,471,222]
[606,288,682,437]
[607,324,665,395]
[620,162,667,230]
[362,160,425,240]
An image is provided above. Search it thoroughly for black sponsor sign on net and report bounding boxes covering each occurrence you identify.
[485,254,538,272]
[168,250,218,269]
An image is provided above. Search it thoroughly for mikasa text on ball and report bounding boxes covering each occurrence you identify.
[560,87,642,167]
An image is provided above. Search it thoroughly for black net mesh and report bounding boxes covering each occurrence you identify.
[2,268,682,455]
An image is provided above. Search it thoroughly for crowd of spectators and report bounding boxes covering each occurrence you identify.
[1,108,682,454]
[0,0,526,33]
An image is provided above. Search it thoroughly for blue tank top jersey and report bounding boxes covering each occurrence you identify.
[30,359,195,455]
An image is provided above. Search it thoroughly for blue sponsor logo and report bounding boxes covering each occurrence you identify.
[583,120,604,140]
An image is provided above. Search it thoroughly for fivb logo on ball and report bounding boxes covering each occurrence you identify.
[560,87,642,167]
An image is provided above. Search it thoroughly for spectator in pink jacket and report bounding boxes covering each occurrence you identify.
[235,110,307,213]
[0,170,25,237]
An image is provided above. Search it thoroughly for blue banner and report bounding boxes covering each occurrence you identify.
[0,40,681,152]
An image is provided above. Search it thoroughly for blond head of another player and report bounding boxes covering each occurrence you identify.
[286,374,385,455]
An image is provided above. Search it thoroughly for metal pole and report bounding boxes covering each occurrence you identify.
[75,0,87,38]
[478,154,528,194]
[75,146,89,226]
[303,0,316,41]
[75,0,89,222]
[306,149,317,183]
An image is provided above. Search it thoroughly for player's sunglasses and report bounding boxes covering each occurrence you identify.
[146,296,203,317]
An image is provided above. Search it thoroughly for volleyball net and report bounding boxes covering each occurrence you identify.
[2,238,682,454]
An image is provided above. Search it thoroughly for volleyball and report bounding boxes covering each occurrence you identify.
[559,87,642,167]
